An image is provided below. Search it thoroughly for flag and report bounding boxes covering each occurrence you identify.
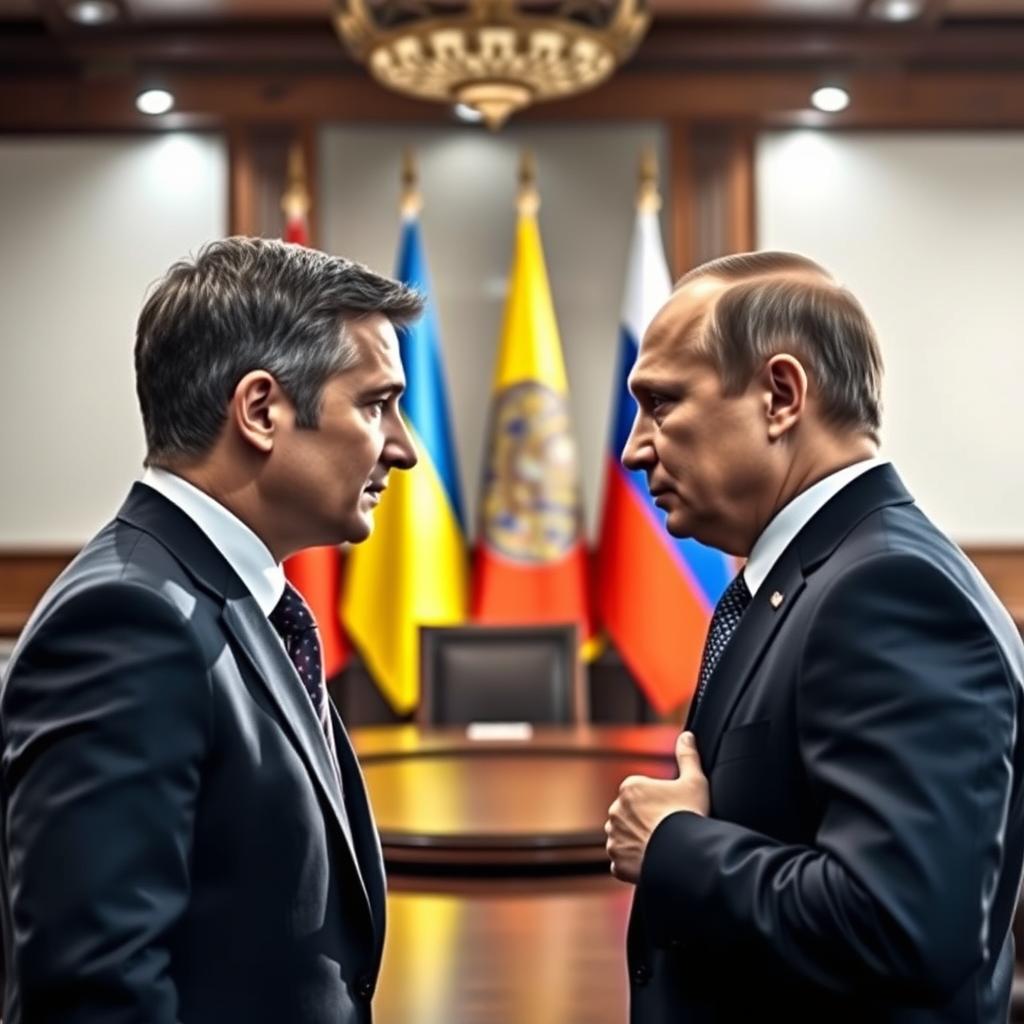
[280,141,350,678]
[342,170,468,715]
[596,156,732,713]
[472,154,596,653]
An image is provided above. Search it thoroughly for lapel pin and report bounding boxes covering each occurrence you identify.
[770,591,784,609]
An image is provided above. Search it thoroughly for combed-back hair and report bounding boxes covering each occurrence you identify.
[677,251,883,440]
[135,236,423,466]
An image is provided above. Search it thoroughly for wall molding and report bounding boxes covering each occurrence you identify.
[2,544,1022,639]
[0,549,76,637]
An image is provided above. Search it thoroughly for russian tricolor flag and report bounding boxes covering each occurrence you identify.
[596,199,732,714]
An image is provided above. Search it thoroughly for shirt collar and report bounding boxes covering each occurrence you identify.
[140,466,286,616]
[743,456,889,597]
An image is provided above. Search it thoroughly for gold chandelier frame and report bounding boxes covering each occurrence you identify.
[333,0,650,128]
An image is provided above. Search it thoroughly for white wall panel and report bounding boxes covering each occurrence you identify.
[757,131,1024,542]
[0,133,227,545]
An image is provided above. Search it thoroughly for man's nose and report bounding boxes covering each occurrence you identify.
[386,411,418,471]
[621,411,653,472]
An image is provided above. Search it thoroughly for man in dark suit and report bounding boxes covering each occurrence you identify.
[605,251,1024,1023]
[0,237,421,1023]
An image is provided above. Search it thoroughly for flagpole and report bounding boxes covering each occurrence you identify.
[518,148,540,218]
[281,140,310,228]
[400,146,422,220]
[637,144,661,215]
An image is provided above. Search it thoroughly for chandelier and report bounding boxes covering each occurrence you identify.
[333,0,651,129]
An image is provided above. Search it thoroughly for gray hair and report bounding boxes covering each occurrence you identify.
[135,236,423,466]
[679,251,883,442]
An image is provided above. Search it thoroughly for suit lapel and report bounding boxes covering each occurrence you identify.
[222,596,373,917]
[687,464,916,766]
[689,547,806,766]
[117,485,375,924]
[330,704,387,956]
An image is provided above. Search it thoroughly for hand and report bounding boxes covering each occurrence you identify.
[605,731,709,884]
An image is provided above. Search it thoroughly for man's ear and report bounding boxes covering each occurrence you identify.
[230,370,288,454]
[760,353,807,441]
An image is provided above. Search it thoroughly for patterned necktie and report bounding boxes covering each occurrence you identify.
[269,582,328,728]
[691,570,752,718]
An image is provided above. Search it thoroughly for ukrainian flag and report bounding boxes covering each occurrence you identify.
[342,183,468,715]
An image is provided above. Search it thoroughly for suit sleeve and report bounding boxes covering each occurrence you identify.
[636,553,1018,1003]
[1,582,211,1023]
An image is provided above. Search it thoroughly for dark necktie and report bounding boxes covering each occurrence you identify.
[691,570,752,718]
[269,582,328,728]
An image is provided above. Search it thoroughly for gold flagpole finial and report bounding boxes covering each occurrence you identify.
[637,145,661,214]
[400,146,423,218]
[517,148,540,217]
[281,139,310,222]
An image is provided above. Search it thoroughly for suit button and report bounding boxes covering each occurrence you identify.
[632,963,650,986]
[355,974,374,1000]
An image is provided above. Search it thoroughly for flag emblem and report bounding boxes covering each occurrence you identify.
[481,381,582,562]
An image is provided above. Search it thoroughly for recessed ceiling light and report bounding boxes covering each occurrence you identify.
[136,89,175,116]
[810,86,850,113]
[64,0,119,25]
[867,0,923,21]
[453,102,484,124]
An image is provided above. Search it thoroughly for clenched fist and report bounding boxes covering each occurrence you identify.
[605,731,709,884]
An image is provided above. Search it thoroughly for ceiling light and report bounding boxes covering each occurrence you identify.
[135,89,175,116]
[454,103,484,124]
[867,0,923,21]
[810,86,850,113]
[64,0,119,25]
[333,0,650,130]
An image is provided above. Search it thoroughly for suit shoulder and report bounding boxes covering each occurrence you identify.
[875,504,1018,650]
[812,533,1024,682]
[34,520,206,625]
[7,521,213,684]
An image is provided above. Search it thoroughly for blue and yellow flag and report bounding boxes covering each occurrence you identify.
[342,166,468,714]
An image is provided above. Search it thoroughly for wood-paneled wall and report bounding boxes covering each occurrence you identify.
[2,546,1023,640]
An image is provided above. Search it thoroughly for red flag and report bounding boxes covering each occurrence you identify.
[281,147,350,676]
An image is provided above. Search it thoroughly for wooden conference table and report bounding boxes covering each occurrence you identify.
[351,724,679,1024]
[354,723,679,869]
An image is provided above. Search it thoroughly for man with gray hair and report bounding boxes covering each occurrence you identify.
[605,251,1024,1023]
[0,237,421,1023]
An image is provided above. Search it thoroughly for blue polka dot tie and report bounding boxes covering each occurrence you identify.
[691,570,752,718]
[269,582,328,728]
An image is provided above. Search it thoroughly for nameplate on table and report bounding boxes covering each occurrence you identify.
[466,722,534,742]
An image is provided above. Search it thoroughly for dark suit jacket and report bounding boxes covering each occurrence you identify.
[0,483,386,1024]
[628,465,1024,1023]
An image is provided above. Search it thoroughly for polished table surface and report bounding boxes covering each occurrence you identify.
[378,874,635,1024]
[351,724,681,1023]
[352,724,680,868]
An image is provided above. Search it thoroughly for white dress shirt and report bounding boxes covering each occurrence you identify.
[743,457,889,597]
[141,466,286,616]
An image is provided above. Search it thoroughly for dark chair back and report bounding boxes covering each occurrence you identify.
[418,624,583,726]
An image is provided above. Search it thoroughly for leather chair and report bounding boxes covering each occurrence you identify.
[418,624,584,726]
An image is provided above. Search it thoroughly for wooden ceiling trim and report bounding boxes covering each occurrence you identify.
[4,69,1024,130]
[5,19,1024,71]
[920,0,949,29]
